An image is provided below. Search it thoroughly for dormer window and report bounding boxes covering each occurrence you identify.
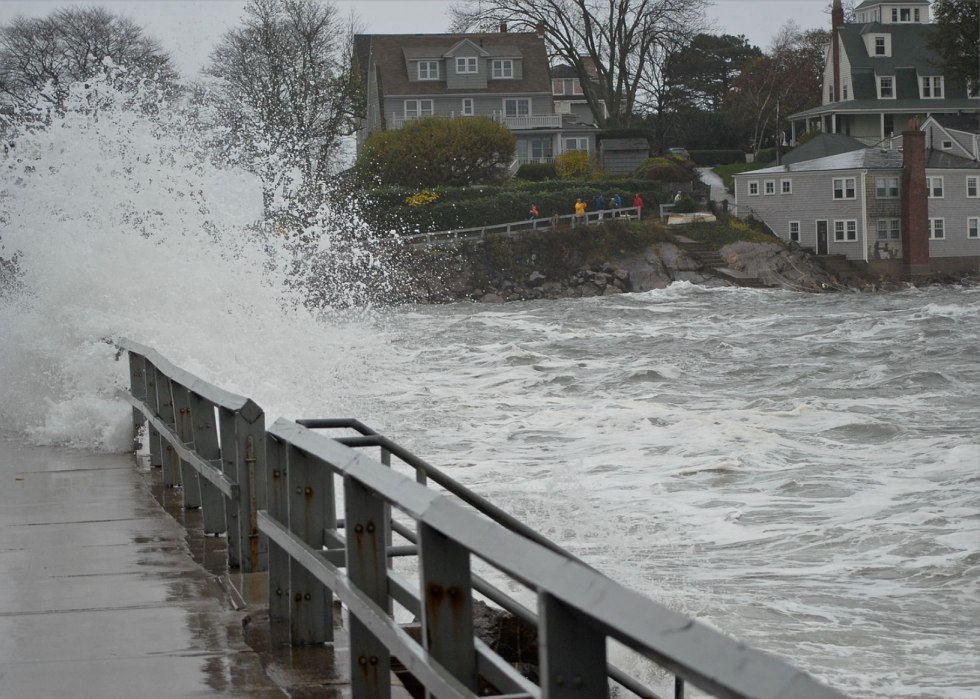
[921,76,943,98]
[914,8,920,21]
[456,57,478,74]
[553,78,584,95]
[900,8,911,21]
[875,37,885,55]
[418,61,439,80]
[492,60,513,79]
[878,76,895,99]
[892,8,897,21]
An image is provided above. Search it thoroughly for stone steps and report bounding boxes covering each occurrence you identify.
[674,238,771,288]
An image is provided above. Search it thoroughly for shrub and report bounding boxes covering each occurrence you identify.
[516,163,557,181]
[555,150,604,180]
[673,195,698,213]
[633,155,699,183]
[756,147,777,163]
[687,149,746,166]
[355,116,515,188]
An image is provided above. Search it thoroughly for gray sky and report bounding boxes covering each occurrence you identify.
[0,0,834,77]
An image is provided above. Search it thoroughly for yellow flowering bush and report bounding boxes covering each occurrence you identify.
[405,190,440,207]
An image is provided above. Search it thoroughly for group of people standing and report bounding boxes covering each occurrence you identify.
[528,193,643,221]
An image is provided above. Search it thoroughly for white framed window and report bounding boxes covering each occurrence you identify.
[900,8,911,21]
[835,220,857,242]
[969,217,979,238]
[921,76,943,98]
[927,176,944,198]
[748,180,759,196]
[456,56,478,74]
[563,137,589,152]
[878,76,895,99]
[461,98,474,116]
[874,36,886,55]
[503,98,530,117]
[875,176,899,198]
[941,140,953,149]
[967,176,978,197]
[764,180,776,195]
[843,81,849,99]
[929,218,945,239]
[492,59,513,79]
[418,61,439,80]
[833,177,856,199]
[781,179,792,194]
[876,218,901,240]
[789,221,800,242]
[404,99,433,118]
[891,8,898,21]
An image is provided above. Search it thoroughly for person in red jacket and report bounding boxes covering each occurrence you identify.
[632,193,643,217]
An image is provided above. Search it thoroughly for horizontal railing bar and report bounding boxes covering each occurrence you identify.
[267,418,848,699]
[306,424,586,567]
[119,339,260,420]
[258,511,481,699]
[117,389,239,499]
[401,207,642,243]
[296,418,380,435]
[361,471,667,699]
[318,544,418,568]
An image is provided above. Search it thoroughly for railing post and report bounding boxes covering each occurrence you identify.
[241,407,267,573]
[172,384,202,509]
[344,475,391,699]
[538,591,608,699]
[418,523,477,692]
[286,445,333,644]
[154,369,181,487]
[266,434,290,621]
[189,393,226,535]
[128,352,147,453]
[143,360,163,470]
[218,408,243,569]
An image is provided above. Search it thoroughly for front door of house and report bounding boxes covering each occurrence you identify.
[817,220,829,255]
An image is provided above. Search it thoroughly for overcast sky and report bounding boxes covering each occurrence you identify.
[0,0,834,77]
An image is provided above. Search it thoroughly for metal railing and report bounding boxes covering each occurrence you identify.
[389,112,563,131]
[118,341,849,699]
[403,206,642,248]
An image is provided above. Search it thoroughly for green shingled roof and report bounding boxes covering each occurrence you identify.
[854,0,929,8]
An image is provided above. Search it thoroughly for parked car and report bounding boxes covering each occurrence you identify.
[666,147,690,158]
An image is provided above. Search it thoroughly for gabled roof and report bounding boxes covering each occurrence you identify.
[777,133,867,166]
[855,0,929,8]
[931,113,980,134]
[357,33,552,97]
[441,38,490,57]
[790,96,980,119]
[740,146,978,175]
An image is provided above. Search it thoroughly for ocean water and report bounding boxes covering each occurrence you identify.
[1,91,977,699]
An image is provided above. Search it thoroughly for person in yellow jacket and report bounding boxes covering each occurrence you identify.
[574,199,587,221]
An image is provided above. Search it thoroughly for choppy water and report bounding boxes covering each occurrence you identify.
[1,85,977,699]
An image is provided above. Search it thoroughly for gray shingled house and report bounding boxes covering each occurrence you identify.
[354,30,599,170]
[789,0,980,146]
[734,126,979,274]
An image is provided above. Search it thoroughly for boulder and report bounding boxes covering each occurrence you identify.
[528,271,546,286]
[480,293,505,303]
[609,247,671,291]
[659,242,702,273]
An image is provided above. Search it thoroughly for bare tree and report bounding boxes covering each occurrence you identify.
[449,0,708,128]
[0,6,178,110]
[205,0,364,213]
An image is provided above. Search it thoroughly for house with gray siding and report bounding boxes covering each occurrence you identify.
[599,139,651,177]
[788,0,979,146]
[734,125,979,274]
[354,30,598,168]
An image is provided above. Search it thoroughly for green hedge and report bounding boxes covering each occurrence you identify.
[756,148,777,163]
[516,163,558,181]
[355,179,667,234]
[687,149,746,166]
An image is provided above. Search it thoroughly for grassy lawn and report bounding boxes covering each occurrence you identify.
[713,162,769,192]
[678,218,776,247]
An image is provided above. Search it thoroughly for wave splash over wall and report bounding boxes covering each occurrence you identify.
[0,74,400,450]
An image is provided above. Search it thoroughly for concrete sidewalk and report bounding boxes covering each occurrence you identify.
[0,438,289,699]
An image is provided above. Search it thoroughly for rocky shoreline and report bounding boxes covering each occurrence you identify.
[399,239,979,304]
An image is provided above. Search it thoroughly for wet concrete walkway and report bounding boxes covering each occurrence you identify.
[0,437,287,699]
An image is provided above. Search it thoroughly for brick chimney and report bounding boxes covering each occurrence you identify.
[831,0,844,103]
[901,120,931,275]
[581,55,598,78]
[535,21,545,37]
[499,21,507,33]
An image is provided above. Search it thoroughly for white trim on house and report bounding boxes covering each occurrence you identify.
[928,218,945,239]
[927,176,944,198]
[968,217,979,238]
[967,176,979,198]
